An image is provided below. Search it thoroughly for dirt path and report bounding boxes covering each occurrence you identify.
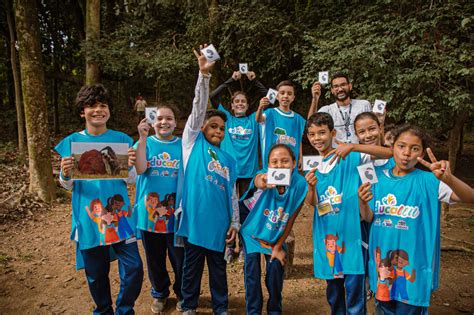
[0,200,473,314]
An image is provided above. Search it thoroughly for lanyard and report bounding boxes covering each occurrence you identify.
[337,102,352,141]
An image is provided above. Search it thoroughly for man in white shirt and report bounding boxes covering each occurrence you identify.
[308,73,371,144]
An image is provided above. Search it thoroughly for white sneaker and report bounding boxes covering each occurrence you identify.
[151,297,167,314]
[176,299,184,312]
[183,310,196,315]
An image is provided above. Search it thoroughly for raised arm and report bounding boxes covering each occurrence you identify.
[307,81,321,119]
[209,72,240,108]
[135,118,150,175]
[330,141,393,164]
[256,97,269,123]
[246,72,268,101]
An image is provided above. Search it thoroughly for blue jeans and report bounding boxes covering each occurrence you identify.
[375,299,428,315]
[326,274,366,315]
[141,231,184,300]
[181,239,228,314]
[80,241,144,315]
[244,251,285,315]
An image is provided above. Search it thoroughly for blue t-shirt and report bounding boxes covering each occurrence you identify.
[312,152,364,279]
[54,129,136,251]
[368,168,450,307]
[134,136,181,234]
[218,105,259,179]
[240,169,308,255]
[176,133,237,252]
[260,108,306,168]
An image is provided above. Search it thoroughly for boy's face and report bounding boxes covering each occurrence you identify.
[330,77,352,102]
[202,116,225,146]
[307,124,335,155]
[81,101,110,128]
[392,131,424,173]
[277,85,295,108]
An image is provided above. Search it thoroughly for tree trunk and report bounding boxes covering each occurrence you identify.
[14,0,56,202]
[85,0,100,85]
[6,0,26,162]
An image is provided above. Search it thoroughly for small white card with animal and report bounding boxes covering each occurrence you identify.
[266,88,278,104]
[267,168,291,186]
[71,142,129,180]
[373,99,387,114]
[319,71,329,85]
[201,44,220,62]
[303,155,323,171]
[145,107,157,125]
[239,63,248,74]
[357,162,378,184]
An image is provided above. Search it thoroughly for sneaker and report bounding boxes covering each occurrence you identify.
[366,289,374,301]
[183,310,196,315]
[151,297,167,314]
[238,249,245,263]
[176,299,184,312]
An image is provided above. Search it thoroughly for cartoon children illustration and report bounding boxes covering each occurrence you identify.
[324,234,345,278]
[374,247,393,301]
[145,192,160,230]
[390,249,416,301]
[85,198,105,234]
[100,202,120,245]
[107,194,134,239]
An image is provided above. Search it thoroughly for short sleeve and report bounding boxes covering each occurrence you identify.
[438,181,453,204]
[318,105,329,114]
[55,136,72,157]
[360,152,372,165]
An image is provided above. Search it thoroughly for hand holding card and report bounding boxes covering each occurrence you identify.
[266,88,278,105]
[267,168,291,186]
[319,71,329,85]
[373,99,387,114]
[201,44,220,61]
[145,107,157,124]
[357,163,378,184]
[239,63,248,74]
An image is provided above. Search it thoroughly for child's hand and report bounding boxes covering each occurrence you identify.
[312,81,322,99]
[138,118,150,139]
[270,245,286,266]
[329,140,353,164]
[193,44,215,75]
[259,97,270,109]
[358,182,373,203]
[417,148,451,181]
[246,71,256,81]
[60,157,74,178]
[128,148,136,167]
[255,173,276,190]
[226,227,237,244]
[305,168,318,187]
[232,71,241,81]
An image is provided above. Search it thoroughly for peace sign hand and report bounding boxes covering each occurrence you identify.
[417,148,451,181]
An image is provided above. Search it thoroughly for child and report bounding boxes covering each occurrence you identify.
[210,70,267,262]
[134,105,184,313]
[240,144,309,314]
[55,84,143,314]
[256,80,306,169]
[304,112,392,315]
[176,45,240,315]
[358,124,474,313]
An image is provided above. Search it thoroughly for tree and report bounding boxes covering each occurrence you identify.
[14,0,56,202]
[85,0,100,84]
[6,0,26,162]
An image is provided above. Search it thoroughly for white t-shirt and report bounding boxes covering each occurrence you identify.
[318,99,371,144]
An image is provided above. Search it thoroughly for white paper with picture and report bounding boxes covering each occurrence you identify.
[357,162,378,184]
[303,155,323,171]
[239,63,248,74]
[71,142,129,180]
[319,71,329,85]
[267,168,291,186]
[373,99,387,114]
[266,88,278,104]
[201,44,220,61]
[145,107,157,124]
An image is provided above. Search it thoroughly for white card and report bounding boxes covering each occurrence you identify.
[357,163,378,184]
[201,44,220,61]
[302,155,323,171]
[239,63,248,74]
[373,99,387,114]
[267,168,291,186]
[266,88,278,104]
[319,71,329,85]
[145,107,157,124]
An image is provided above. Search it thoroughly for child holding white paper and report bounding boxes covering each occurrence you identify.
[55,84,143,314]
[358,124,474,313]
[304,112,391,315]
[134,105,184,313]
[256,80,306,169]
[240,143,309,314]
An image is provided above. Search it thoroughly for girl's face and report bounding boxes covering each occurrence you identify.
[153,108,176,140]
[355,118,381,146]
[268,147,295,169]
[392,131,425,174]
[307,124,335,156]
[231,94,248,117]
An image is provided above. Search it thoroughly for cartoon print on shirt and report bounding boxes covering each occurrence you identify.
[100,200,120,245]
[85,198,105,234]
[324,233,345,278]
[375,247,393,301]
[389,249,416,302]
[107,194,134,239]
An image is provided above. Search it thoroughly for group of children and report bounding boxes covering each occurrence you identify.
[57,45,474,315]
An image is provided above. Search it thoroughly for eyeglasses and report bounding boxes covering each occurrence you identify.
[332,83,349,89]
